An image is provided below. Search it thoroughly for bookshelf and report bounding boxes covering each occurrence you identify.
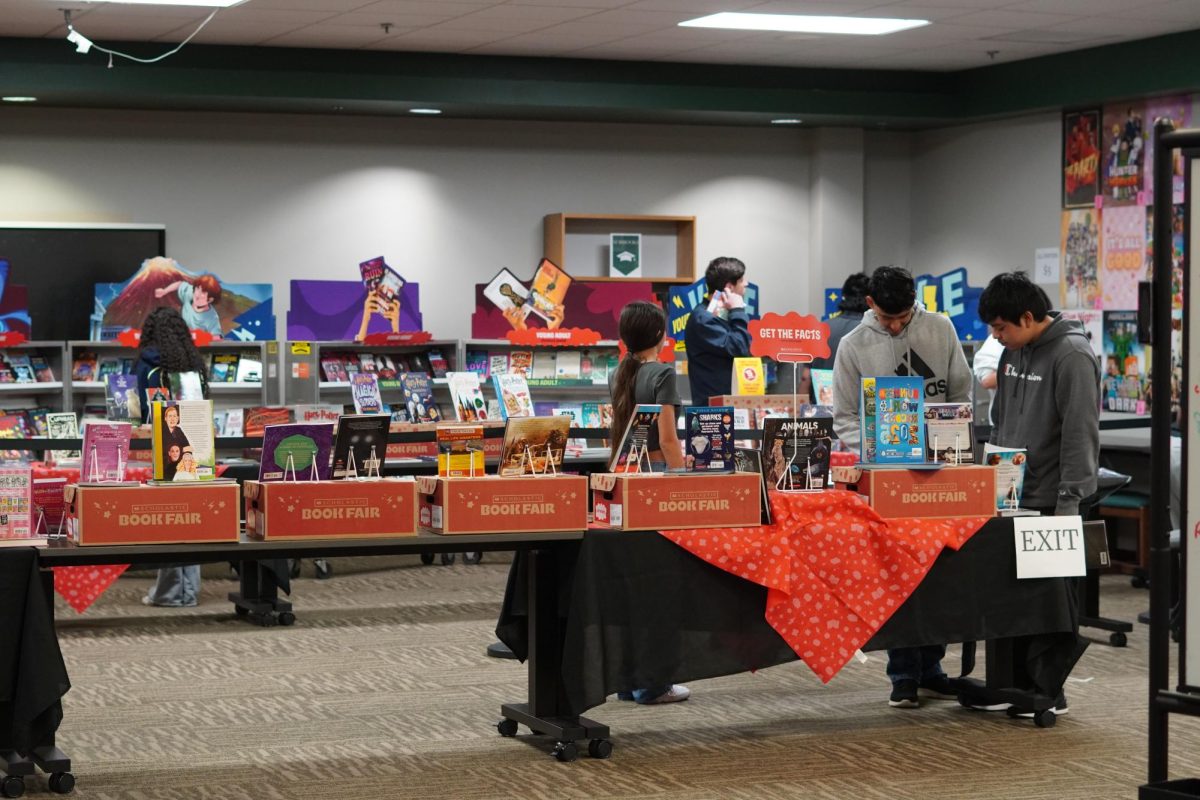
[543,213,696,284]
[285,340,459,408]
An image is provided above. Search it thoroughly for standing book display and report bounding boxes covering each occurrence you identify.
[151,400,216,482]
[330,414,390,479]
[259,423,335,482]
[80,421,132,483]
[497,416,569,477]
[608,404,660,473]
[685,406,735,471]
[760,416,833,491]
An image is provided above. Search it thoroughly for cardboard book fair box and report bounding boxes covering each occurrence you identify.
[590,472,762,531]
[416,475,587,534]
[243,479,418,540]
[64,481,241,546]
[837,465,997,520]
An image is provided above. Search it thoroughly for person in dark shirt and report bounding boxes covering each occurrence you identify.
[810,272,869,370]
[684,257,752,404]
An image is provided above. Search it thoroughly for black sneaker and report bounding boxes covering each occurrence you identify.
[918,675,959,700]
[889,679,919,708]
[1014,691,1069,718]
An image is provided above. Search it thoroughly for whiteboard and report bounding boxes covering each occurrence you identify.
[1187,160,1200,688]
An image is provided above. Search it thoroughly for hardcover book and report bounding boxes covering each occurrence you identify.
[609,404,661,473]
[924,403,975,465]
[105,373,141,422]
[330,414,390,478]
[810,368,834,406]
[32,476,66,537]
[555,350,581,380]
[873,376,925,464]
[447,372,489,422]
[235,356,263,383]
[351,372,384,415]
[733,447,773,525]
[492,373,534,420]
[859,377,877,463]
[81,421,133,482]
[71,352,98,382]
[498,415,570,477]
[685,406,735,471]
[985,444,1028,510]
[7,354,35,383]
[259,423,335,481]
[242,406,291,437]
[527,259,572,325]
[30,356,55,383]
[0,466,33,539]
[46,412,80,463]
[169,370,205,401]
[151,401,215,482]
[760,416,833,490]
[399,372,441,423]
[210,353,240,382]
[508,351,533,379]
[581,402,602,428]
[531,351,557,380]
[436,423,485,477]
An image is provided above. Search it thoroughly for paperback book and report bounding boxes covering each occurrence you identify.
[859,377,877,463]
[531,351,556,380]
[760,416,834,491]
[555,351,581,380]
[465,350,489,378]
[351,372,385,415]
[98,358,121,379]
[733,448,773,525]
[321,356,349,383]
[7,354,34,383]
[447,371,489,422]
[872,376,925,464]
[235,356,263,383]
[985,444,1028,510]
[0,466,33,540]
[437,424,485,477]
[210,353,240,382]
[151,401,215,482]
[508,351,533,379]
[609,404,661,473]
[46,412,80,463]
[243,406,291,437]
[399,372,441,423]
[427,349,450,379]
[224,408,245,437]
[259,423,335,481]
[924,403,975,465]
[80,421,133,482]
[31,356,55,383]
[488,353,509,378]
[810,368,834,406]
[169,370,205,401]
[685,406,735,471]
[71,352,98,382]
[32,476,67,537]
[498,415,570,477]
[105,374,141,422]
[330,414,391,478]
[493,373,534,419]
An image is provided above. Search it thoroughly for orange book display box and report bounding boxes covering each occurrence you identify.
[590,472,762,531]
[243,478,419,540]
[65,482,241,546]
[417,475,587,535]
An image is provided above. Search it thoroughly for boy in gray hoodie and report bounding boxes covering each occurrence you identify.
[831,266,973,709]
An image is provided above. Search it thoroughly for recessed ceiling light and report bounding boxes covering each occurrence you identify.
[2,96,38,103]
[70,0,246,6]
[771,118,802,125]
[680,12,929,36]
[409,108,442,115]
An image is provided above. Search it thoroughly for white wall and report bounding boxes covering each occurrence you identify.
[864,129,912,273]
[0,108,816,339]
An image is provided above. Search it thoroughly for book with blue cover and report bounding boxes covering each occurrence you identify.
[685,406,734,471]
[873,376,925,464]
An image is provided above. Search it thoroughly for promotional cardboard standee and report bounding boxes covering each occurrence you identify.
[416,474,587,534]
[65,481,241,545]
[590,472,762,531]
[243,478,419,540]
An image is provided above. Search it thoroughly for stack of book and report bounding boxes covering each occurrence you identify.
[319,349,452,382]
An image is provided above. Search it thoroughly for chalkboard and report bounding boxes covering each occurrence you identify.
[0,225,165,341]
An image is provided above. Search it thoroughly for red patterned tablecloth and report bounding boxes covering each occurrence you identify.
[661,490,990,682]
[38,464,229,613]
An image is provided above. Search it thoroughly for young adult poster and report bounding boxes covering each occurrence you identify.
[330,414,390,478]
[259,423,334,482]
[1058,309,1105,358]
[105,374,141,422]
[873,376,925,464]
[1060,209,1102,309]
[447,372,489,422]
[685,406,734,471]
[1144,96,1191,205]
[498,416,570,477]
[760,416,833,490]
[81,421,133,482]
[1062,109,1101,208]
[151,400,215,482]
[1100,203,1146,309]
[1145,204,1186,311]
[608,404,661,473]
[527,259,572,326]
[1102,102,1145,206]
[924,403,974,464]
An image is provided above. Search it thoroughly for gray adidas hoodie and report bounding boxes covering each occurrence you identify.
[990,314,1100,515]
[832,304,973,451]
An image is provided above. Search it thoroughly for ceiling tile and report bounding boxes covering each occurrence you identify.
[264,25,397,46]
[354,1,498,14]
[1005,0,1165,14]
[945,9,1079,27]
[503,0,637,7]
[1106,0,1200,23]
[624,0,759,11]
[234,0,376,10]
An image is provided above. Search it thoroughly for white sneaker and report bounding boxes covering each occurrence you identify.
[968,701,1012,712]
[643,685,690,704]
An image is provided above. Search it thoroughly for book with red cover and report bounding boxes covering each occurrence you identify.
[243,406,292,437]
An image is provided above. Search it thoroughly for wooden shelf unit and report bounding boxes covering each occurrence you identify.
[543,213,696,284]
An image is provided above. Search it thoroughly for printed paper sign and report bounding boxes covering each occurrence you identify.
[750,311,830,363]
[1034,248,1060,284]
[1014,516,1086,579]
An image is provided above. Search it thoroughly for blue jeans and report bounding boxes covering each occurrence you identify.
[618,686,670,703]
[147,565,201,606]
[886,645,946,685]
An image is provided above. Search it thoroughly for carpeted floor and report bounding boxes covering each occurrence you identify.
[44,557,1200,799]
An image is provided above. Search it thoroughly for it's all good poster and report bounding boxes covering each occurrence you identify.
[1100,204,1146,309]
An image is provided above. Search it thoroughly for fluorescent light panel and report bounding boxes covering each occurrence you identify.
[679,12,929,36]
[68,0,244,7]
[2,97,38,103]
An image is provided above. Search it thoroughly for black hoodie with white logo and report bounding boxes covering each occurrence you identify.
[991,313,1100,515]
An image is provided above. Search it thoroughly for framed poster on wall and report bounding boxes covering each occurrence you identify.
[1063,109,1101,208]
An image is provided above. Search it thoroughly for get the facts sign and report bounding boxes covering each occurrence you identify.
[1013,516,1086,579]
[750,312,830,364]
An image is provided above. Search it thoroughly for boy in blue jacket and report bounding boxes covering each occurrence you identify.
[684,257,752,404]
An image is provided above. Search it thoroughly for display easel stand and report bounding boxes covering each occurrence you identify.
[520,444,559,477]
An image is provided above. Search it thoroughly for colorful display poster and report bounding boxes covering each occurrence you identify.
[287,279,422,341]
[1102,310,1146,413]
[472,278,656,340]
[1145,204,1186,311]
[1063,109,1101,208]
[1060,209,1102,309]
[666,277,760,353]
[1144,96,1191,205]
[1100,204,1146,309]
[1102,102,1146,206]
[913,268,987,342]
[1059,309,1104,358]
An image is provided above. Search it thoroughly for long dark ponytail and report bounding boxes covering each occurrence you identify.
[609,301,666,465]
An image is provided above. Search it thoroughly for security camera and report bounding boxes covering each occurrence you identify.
[66,27,93,54]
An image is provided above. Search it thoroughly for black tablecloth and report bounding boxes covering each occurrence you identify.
[0,548,70,752]
[497,518,1086,715]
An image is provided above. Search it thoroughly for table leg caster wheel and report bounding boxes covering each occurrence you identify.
[497,718,518,737]
[587,739,613,759]
[463,552,482,565]
[1034,709,1057,729]
[314,560,333,580]
[441,552,456,566]
[251,613,277,628]
[234,605,249,617]
[1,775,24,798]
[552,741,578,763]
[48,772,74,794]
[278,611,296,627]
[420,553,434,565]
[1110,631,1127,647]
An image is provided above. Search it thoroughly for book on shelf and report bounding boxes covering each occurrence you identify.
[32,476,67,537]
[872,376,925,464]
[508,351,533,379]
[488,353,510,378]
[798,403,833,419]
[330,414,390,478]
[259,423,335,482]
[224,408,245,437]
[579,350,595,381]
[407,352,433,377]
[924,403,975,465]
[555,351,581,380]
[733,447,773,525]
[234,356,263,383]
[358,352,378,374]
[437,423,485,477]
[810,368,834,406]
[399,372,441,423]
[0,466,33,540]
[210,352,240,382]
[760,416,833,491]
[7,354,35,384]
[0,364,15,384]
[465,350,489,379]
[609,404,661,473]
[151,401,215,482]
[80,421,133,482]
[492,373,534,420]
[351,372,385,415]
[531,351,556,380]
[294,404,344,424]
[498,415,570,477]
[532,401,556,417]
[104,374,141,422]
[551,406,587,451]
[342,353,361,376]
[46,412,80,462]
[30,356,55,383]
[97,357,122,380]
[213,409,228,437]
[427,349,450,379]
[71,352,98,382]
[321,356,349,383]
[527,259,572,325]
[685,406,735,471]
[243,406,291,437]
[376,354,398,380]
[27,407,50,437]
[447,372,489,422]
[581,402,602,428]
[0,413,28,463]
[81,403,108,423]
[169,370,206,401]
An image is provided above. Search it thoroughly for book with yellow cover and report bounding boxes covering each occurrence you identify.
[152,400,216,482]
[436,424,485,477]
[732,357,765,395]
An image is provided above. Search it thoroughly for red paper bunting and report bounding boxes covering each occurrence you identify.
[0,331,28,347]
[617,337,675,363]
[117,328,214,348]
[360,330,434,346]
[504,327,602,347]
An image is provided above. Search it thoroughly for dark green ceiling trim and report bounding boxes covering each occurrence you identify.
[1,26,1198,128]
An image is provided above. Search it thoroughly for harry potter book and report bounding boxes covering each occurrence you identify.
[351,372,384,415]
[399,372,440,423]
[447,371,489,422]
[492,373,534,420]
